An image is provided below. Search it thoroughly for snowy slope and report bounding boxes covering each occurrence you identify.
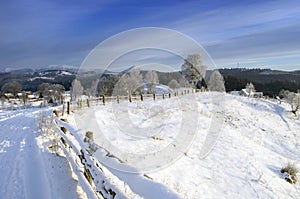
[70,92,300,199]
[1,92,299,199]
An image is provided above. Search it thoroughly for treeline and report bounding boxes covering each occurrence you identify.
[224,75,300,97]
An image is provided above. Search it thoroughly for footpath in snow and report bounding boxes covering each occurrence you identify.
[0,108,86,199]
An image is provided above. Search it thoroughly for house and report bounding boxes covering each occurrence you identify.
[231,89,263,98]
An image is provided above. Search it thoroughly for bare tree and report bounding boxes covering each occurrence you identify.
[181,54,207,88]
[145,70,159,93]
[71,79,83,101]
[207,70,225,92]
[168,79,180,89]
[1,81,21,97]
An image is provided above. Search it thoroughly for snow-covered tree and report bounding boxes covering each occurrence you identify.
[114,69,143,96]
[280,89,300,116]
[179,78,190,88]
[71,79,83,101]
[245,82,255,96]
[38,83,50,98]
[145,70,159,93]
[181,54,207,88]
[85,79,99,97]
[207,70,225,92]
[168,79,179,89]
[1,81,21,97]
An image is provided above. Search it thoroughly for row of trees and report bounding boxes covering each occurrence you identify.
[70,54,227,100]
[181,54,225,92]
[1,81,66,106]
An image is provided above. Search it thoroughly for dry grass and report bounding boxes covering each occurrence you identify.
[281,163,298,184]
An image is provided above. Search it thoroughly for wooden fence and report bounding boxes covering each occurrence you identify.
[60,88,206,115]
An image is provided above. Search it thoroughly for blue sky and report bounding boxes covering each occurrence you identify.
[0,0,300,71]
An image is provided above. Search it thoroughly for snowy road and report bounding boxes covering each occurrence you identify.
[0,109,81,199]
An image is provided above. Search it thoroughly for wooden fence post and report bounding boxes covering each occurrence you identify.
[102,95,105,105]
[53,109,59,117]
[87,99,90,108]
[62,103,65,116]
[162,94,165,100]
[141,94,143,101]
[117,95,120,104]
[129,95,132,103]
[169,93,171,98]
[67,101,70,114]
[153,93,156,101]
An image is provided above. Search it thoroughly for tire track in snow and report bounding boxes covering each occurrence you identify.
[0,110,51,199]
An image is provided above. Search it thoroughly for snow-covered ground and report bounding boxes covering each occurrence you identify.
[0,92,299,198]
[70,92,300,198]
[0,108,88,199]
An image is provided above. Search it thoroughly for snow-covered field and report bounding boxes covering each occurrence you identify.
[0,92,299,198]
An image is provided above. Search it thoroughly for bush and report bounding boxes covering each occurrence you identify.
[281,163,298,184]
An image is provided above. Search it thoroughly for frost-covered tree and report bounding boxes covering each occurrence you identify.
[246,82,255,96]
[168,79,179,89]
[181,54,207,88]
[114,69,143,96]
[85,79,99,97]
[128,69,143,94]
[38,83,50,98]
[280,89,300,116]
[145,70,159,93]
[207,70,225,92]
[1,81,21,97]
[71,79,83,101]
[179,78,190,88]
[90,79,99,97]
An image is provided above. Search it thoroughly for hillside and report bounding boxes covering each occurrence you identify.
[67,92,300,198]
[0,92,300,198]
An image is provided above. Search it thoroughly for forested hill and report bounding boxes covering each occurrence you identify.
[0,67,299,97]
[219,68,300,96]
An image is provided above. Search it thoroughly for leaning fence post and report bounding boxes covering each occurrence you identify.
[53,109,59,117]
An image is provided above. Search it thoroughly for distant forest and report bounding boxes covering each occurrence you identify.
[219,68,300,97]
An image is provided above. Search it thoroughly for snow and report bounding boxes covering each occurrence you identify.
[0,92,300,198]
[70,92,300,198]
[0,108,88,199]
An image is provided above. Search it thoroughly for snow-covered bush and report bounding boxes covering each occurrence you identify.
[281,163,298,184]
[37,111,61,154]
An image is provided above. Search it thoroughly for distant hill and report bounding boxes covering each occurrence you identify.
[0,66,299,96]
[219,68,300,96]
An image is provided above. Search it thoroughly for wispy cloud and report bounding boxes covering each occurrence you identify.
[0,0,300,70]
